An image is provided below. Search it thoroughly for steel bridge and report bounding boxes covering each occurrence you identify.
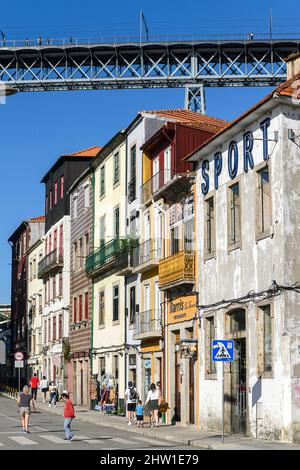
[0,37,299,111]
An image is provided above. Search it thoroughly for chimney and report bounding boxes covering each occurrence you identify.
[285,52,300,80]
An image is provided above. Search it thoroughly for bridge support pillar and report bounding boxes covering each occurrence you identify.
[184,84,206,114]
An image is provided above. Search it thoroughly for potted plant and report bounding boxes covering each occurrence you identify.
[159,399,169,424]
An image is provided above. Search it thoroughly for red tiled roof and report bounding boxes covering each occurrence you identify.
[143,109,228,128]
[29,216,45,223]
[63,146,102,157]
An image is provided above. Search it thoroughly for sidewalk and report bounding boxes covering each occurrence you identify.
[19,395,300,450]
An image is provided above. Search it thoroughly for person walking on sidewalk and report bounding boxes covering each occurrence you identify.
[17,385,36,434]
[145,383,160,427]
[49,381,57,408]
[40,376,48,402]
[61,392,75,442]
[29,373,39,401]
[125,381,138,425]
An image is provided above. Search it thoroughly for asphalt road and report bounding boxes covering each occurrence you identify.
[0,395,191,450]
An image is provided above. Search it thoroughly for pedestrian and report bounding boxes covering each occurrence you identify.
[125,381,138,425]
[61,392,75,442]
[17,385,36,434]
[136,400,144,428]
[49,381,57,408]
[145,383,160,427]
[37,36,42,46]
[40,375,49,402]
[29,373,39,401]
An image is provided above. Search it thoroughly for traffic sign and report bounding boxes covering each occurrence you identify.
[212,340,234,362]
[15,352,24,361]
[15,360,24,368]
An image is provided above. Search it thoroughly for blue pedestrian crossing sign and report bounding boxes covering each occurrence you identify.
[212,340,234,362]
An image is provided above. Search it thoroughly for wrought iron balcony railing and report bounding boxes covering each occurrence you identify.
[134,309,161,338]
[85,237,138,276]
[141,169,196,204]
[132,238,163,270]
[38,249,63,279]
[159,250,195,289]
[141,170,175,204]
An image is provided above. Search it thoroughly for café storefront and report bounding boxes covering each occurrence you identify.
[164,294,199,426]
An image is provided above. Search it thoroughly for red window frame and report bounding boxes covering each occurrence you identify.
[60,175,64,199]
[59,314,63,338]
[53,317,57,340]
[73,297,77,323]
[49,190,52,210]
[79,295,82,322]
[59,224,63,256]
[48,318,50,342]
[53,275,56,299]
[54,181,58,205]
[59,272,63,296]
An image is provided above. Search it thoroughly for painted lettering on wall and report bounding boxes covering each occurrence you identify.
[201,117,271,195]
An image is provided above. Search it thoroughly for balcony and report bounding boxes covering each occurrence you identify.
[159,250,195,290]
[141,170,196,205]
[128,177,136,203]
[85,238,138,278]
[38,249,63,279]
[133,310,161,340]
[132,239,163,273]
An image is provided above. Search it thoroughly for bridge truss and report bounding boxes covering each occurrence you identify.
[0,39,299,111]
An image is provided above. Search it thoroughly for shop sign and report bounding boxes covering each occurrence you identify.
[167,295,197,325]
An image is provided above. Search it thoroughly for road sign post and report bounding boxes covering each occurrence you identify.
[212,340,234,444]
[14,353,24,393]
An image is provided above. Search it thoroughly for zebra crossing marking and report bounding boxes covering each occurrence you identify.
[40,435,68,444]
[111,437,139,446]
[133,436,173,447]
[9,435,38,446]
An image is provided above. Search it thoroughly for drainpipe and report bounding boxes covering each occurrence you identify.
[124,133,129,412]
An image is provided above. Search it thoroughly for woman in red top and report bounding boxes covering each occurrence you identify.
[61,392,75,441]
[29,374,40,401]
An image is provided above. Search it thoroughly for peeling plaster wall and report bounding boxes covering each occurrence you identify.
[195,103,300,442]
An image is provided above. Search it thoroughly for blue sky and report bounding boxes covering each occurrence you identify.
[0,0,298,302]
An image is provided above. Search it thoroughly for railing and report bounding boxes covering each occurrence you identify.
[128,177,136,203]
[135,310,161,335]
[0,384,18,398]
[141,170,175,204]
[159,250,195,288]
[85,238,138,275]
[132,239,162,267]
[1,33,300,49]
[38,249,63,278]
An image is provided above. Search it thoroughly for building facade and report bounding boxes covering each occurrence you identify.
[0,305,11,385]
[68,157,100,406]
[39,147,97,389]
[86,132,127,412]
[189,63,300,442]
[27,231,45,379]
[8,217,45,387]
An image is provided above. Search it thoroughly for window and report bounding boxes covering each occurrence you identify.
[85,233,89,257]
[59,314,63,339]
[53,229,57,250]
[49,190,53,210]
[99,290,105,326]
[228,182,241,248]
[114,206,120,239]
[129,145,136,201]
[79,295,83,322]
[73,242,77,271]
[84,292,89,320]
[228,309,246,333]
[53,275,56,299]
[205,196,215,258]
[73,197,78,220]
[114,152,120,184]
[84,184,90,209]
[59,272,63,296]
[257,304,273,375]
[100,357,105,378]
[59,225,63,255]
[100,165,105,197]
[205,317,216,375]
[79,238,83,268]
[45,195,48,214]
[257,167,271,237]
[100,215,106,247]
[48,318,51,342]
[113,356,119,382]
[73,297,77,323]
[54,181,58,205]
[60,175,64,199]
[113,285,119,322]
[44,320,47,343]
[184,218,194,251]
[170,226,180,255]
[129,286,136,324]
[53,317,57,340]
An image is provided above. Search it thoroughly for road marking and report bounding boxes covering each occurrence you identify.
[0,442,4,446]
[134,436,173,447]
[76,435,115,445]
[40,435,68,444]
[111,437,139,446]
[9,436,38,446]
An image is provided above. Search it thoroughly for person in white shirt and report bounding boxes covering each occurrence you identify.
[145,383,160,427]
[40,376,49,403]
[125,381,138,425]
